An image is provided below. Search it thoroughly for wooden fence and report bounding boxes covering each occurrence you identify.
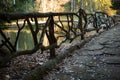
[0,9,116,67]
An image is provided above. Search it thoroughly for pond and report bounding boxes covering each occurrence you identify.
[1,29,96,51]
[0,20,97,51]
[1,29,65,51]
[2,30,35,51]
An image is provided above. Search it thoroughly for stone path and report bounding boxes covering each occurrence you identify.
[44,24,120,80]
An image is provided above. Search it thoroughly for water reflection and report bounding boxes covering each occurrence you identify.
[2,28,96,51]
[2,29,64,51]
[4,30,34,51]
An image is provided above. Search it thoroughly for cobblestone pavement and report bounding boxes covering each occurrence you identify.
[44,24,120,80]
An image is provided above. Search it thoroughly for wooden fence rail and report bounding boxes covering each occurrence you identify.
[0,9,116,67]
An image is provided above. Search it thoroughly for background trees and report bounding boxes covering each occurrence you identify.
[111,0,120,14]
[0,0,34,12]
[0,0,116,15]
[34,0,69,12]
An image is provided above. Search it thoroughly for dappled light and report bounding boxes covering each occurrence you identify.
[0,0,120,80]
[0,0,116,14]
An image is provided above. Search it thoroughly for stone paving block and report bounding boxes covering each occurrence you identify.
[85,44,104,51]
[100,56,120,64]
[103,48,120,55]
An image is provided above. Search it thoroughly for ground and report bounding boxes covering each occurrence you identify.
[0,23,120,80]
[44,24,120,80]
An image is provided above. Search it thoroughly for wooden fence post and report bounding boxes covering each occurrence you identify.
[48,15,57,58]
[78,8,84,40]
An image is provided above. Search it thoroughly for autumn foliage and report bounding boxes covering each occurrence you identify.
[35,0,69,12]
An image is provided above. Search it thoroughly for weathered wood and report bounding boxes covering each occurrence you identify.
[0,29,16,52]
[14,19,26,48]
[47,16,57,58]
[0,12,78,21]
[78,8,87,40]
[26,18,39,46]
[0,9,116,68]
